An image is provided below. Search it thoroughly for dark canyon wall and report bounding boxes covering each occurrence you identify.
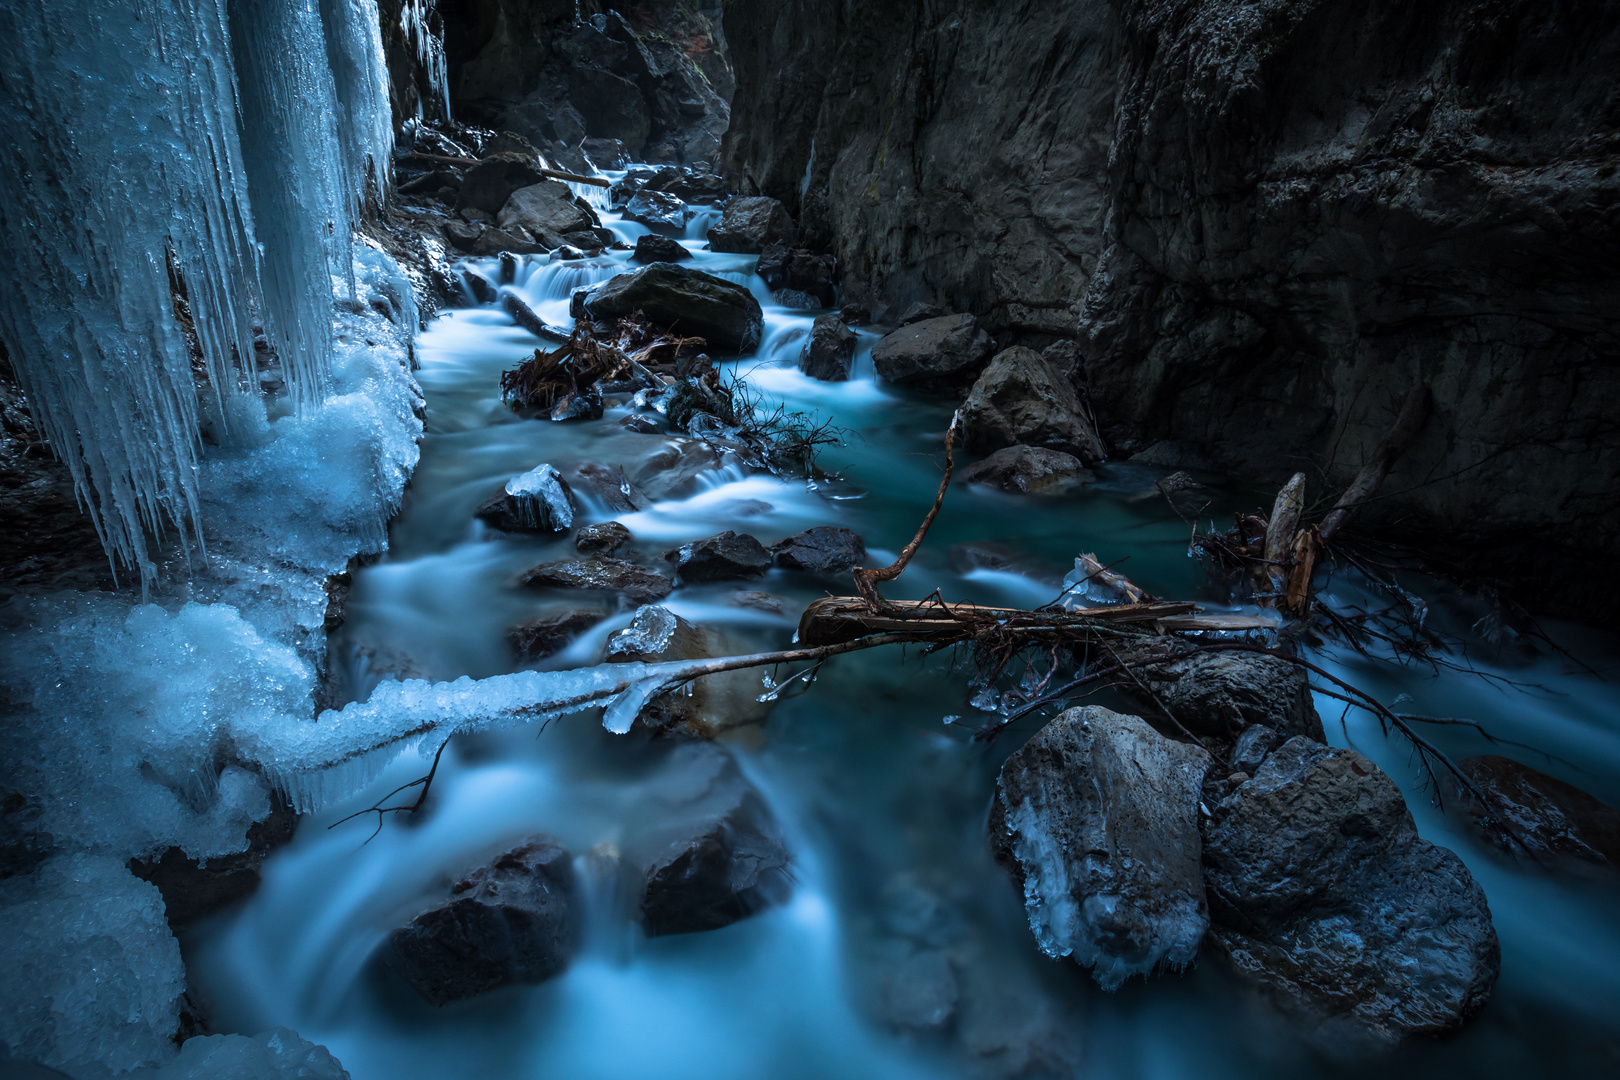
[723,0,1620,621]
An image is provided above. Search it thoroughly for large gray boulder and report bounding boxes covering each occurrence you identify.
[992,706,1211,990]
[1203,737,1499,1044]
[456,153,547,215]
[496,182,609,251]
[388,839,578,1005]
[870,314,995,390]
[1131,650,1322,740]
[960,347,1106,462]
[798,313,857,381]
[583,263,764,353]
[707,196,797,253]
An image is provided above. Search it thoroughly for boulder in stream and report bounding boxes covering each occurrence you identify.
[799,313,857,381]
[961,446,1091,495]
[757,243,837,308]
[605,606,770,736]
[475,465,576,534]
[456,152,549,215]
[631,233,690,263]
[519,557,674,602]
[623,190,692,234]
[640,166,730,204]
[992,706,1211,990]
[1129,650,1322,740]
[665,531,773,583]
[772,526,866,574]
[871,314,995,391]
[583,263,764,353]
[960,347,1105,462]
[508,609,606,662]
[706,195,797,253]
[634,744,793,935]
[388,838,579,1006]
[1454,755,1620,871]
[1203,737,1499,1044]
[496,182,609,251]
[575,521,633,556]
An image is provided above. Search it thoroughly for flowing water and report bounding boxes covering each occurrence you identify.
[187,180,1620,1078]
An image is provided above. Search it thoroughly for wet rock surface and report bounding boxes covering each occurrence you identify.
[475,464,576,534]
[605,606,769,736]
[1131,651,1323,740]
[870,314,994,391]
[961,445,1091,495]
[634,745,793,936]
[507,609,606,663]
[630,233,690,263]
[456,153,550,216]
[772,526,865,575]
[756,243,837,307]
[519,557,674,602]
[495,181,608,251]
[960,347,1104,462]
[126,800,298,930]
[574,521,634,556]
[798,313,857,381]
[388,839,578,1006]
[1203,737,1499,1044]
[665,530,773,583]
[583,262,764,353]
[623,190,691,234]
[1456,755,1620,871]
[707,196,797,253]
[992,706,1211,990]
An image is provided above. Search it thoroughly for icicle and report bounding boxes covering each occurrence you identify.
[317,0,396,215]
[398,0,450,120]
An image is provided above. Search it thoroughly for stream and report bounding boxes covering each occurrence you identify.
[186,177,1620,1079]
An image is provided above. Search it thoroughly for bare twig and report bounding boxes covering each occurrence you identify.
[852,410,961,612]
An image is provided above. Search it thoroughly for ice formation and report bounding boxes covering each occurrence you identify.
[0,0,398,590]
[398,0,451,121]
[133,1028,351,1080]
[504,464,576,532]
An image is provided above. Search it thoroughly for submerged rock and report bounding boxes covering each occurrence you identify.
[799,313,857,381]
[388,839,578,1006]
[960,347,1105,462]
[706,195,796,253]
[475,465,576,534]
[518,557,674,602]
[630,233,690,263]
[623,190,691,234]
[961,445,1091,494]
[665,531,773,583]
[1130,650,1322,740]
[1455,755,1620,871]
[1203,737,1499,1044]
[575,521,633,556]
[772,526,866,574]
[992,706,1211,990]
[635,745,793,935]
[871,314,995,390]
[507,609,605,662]
[571,462,653,513]
[605,606,769,736]
[583,263,764,353]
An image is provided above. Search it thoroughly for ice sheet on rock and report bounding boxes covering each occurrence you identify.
[0,855,185,1077]
[505,464,576,531]
[606,605,682,657]
[135,1028,351,1080]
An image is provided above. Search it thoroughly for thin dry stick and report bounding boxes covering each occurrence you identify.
[852,410,962,612]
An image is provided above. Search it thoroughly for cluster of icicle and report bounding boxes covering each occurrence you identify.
[0,0,397,591]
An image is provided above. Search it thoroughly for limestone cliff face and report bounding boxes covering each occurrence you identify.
[723,0,1620,620]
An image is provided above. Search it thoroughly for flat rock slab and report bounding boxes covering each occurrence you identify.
[1203,737,1499,1044]
[583,262,764,353]
[388,839,578,1006]
[519,557,674,602]
[993,706,1210,990]
[961,445,1091,494]
[665,530,772,583]
[871,314,994,390]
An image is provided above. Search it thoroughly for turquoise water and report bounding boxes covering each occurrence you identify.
[187,185,1620,1079]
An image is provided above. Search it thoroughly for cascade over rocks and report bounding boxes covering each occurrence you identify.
[870,314,995,391]
[388,839,579,1006]
[1203,737,1499,1044]
[799,313,857,381]
[961,446,1091,495]
[960,347,1105,463]
[992,706,1211,991]
[582,263,764,353]
[706,196,797,253]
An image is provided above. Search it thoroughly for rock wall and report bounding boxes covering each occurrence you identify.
[722,0,1620,622]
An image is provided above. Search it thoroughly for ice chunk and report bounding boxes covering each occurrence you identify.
[0,855,185,1076]
[606,605,681,658]
[136,1028,351,1080]
[505,464,576,531]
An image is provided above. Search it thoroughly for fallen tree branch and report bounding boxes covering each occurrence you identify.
[404,151,611,188]
[851,410,961,612]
